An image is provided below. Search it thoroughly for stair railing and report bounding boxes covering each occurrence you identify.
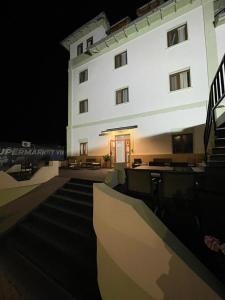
[204,53,225,159]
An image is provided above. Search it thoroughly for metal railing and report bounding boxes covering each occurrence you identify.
[204,53,225,157]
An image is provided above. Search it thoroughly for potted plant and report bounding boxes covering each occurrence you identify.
[103,154,111,168]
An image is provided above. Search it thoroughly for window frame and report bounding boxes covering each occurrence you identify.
[86,37,93,48]
[115,87,129,105]
[77,43,83,56]
[167,23,188,48]
[172,133,193,154]
[79,69,88,84]
[169,68,191,92]
[79,99,88,114]
[114,51,128,69]
[80,142,88,156]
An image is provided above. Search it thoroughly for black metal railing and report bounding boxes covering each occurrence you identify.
[204,53,225,157]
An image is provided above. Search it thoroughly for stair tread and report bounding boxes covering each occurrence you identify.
[70,178,102,185]
[31,211,94,239]
[216,127,225,131]
[65,182,93,189]
[8,234,98,298]
[60,187,92,197]
[213,146,225,149]
[52,194,93,207]
[18,222,95,261]
[42,202,92,222]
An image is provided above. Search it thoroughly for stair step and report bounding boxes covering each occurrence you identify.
[207,160,225,167]
[209,154,225,161]
[3,244,75,300]
[69,178,101,186]
[215,138,225,147]
[36,204,93,235]
[56,188,93,202]
[50,193,93,207]
[216,127,225,138]
[212,146,225,154]
[216,127,225,131]
[46,195,93,218]
[7,230,99,299]
[18,220,95,262]
[42,202,92,222]
[64,182,93,193]
[31,211,94,240]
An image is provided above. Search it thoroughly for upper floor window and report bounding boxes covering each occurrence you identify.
[79,99,88,113]
[172,133,193,153]
[77,43,83,56]
[170,69,191,92]
[116,88,129,105]
[87,37,93,48]
[167,24,188,47]
[80,142,88,155]
[115,51,127,69]
[79,69,88,83]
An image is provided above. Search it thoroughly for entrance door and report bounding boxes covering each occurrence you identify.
[110,135,130,166]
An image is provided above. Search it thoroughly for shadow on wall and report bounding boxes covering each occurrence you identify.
[133,124,205,163]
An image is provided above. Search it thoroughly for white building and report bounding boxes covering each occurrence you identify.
[62,0,225,165]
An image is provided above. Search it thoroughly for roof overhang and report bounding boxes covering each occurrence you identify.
[99,125,138,136]
[61,12,110,51]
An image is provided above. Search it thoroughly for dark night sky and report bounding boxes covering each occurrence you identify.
[2,1,149,146]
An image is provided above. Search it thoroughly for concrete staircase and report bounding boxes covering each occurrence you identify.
[4,178,102,300]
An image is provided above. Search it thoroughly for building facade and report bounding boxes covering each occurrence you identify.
[62,0,225,165]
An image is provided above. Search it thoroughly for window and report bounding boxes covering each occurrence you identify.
[79,99,88,113]
[167,24,188,47]
[172,133,193,153]
[115,51,127,69]
[79,69,88,83]
[80,142,88,155]
[116,88,129,105]
[170,69,191,91]
[87,37,93,48]
[77,43,83,56]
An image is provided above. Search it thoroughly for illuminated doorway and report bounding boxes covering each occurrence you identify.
[110,134,130,166]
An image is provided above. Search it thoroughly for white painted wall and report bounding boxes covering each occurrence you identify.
[215,23,225,62]
[71,105,206,156]
[69,6,209,157]
[70,26,107,59]
[72,6,208,125]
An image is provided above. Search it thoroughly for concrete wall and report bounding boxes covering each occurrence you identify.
[70,26,107,59]
[0,185,38,208]
[0,161,59,207]
[69,5,208,158]
[93,183,225,300]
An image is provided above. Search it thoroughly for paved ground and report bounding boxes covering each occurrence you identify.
[59,167,110,181]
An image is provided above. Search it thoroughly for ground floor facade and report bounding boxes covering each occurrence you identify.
[67,102,206,166]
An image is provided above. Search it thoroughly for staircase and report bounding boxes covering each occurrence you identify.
[4,177,102,300]
[207,124,225,167]
[204,54,225,168]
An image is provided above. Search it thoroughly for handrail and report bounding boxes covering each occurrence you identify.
[204,53,225,158]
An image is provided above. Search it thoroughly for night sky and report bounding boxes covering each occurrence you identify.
[2,1,150,146]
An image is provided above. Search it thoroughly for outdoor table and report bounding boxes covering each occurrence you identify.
[135,165,205,173]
